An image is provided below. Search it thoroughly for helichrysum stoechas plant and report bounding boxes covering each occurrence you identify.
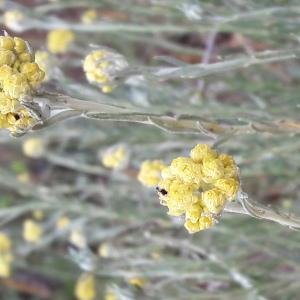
[138,160,166,187]
[0,232,13,278]
[101,145,127,169]
[157,144,240,233]
[23,219,43,243]
[0,35,45,135]
[47,29,75,54]
[75,273,96,300]
[81,9,98,24]
[83,49,128,93]
[22,137,45,158]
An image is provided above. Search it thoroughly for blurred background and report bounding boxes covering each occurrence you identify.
[0,0,300,299]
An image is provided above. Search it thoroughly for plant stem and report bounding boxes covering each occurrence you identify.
[225,201,300,230]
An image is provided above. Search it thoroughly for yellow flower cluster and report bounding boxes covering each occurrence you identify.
[83,49,128,93]
[75,273,96,300]
[81,9,98,24]
[23,219,43,243]
[101,146,126,169]
[157,144,240,233]
[47,29,75,54]
[138,160,166,187]
[0,233,13,278]
[0,35,45,134]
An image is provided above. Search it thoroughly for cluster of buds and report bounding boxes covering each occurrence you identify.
[0,233,13,278]
[157,144,240,233]
[0,35,45,135]
[83,48,128,93]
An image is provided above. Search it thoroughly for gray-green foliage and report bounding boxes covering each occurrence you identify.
[0,0,300,299]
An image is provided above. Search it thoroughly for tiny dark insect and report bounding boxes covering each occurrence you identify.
[156,187,168,195]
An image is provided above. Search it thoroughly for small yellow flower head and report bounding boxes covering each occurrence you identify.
[23,219,43,243]
[97,243,110,258]
[138,160,166,187]
[0,233,11,252]
[190,143,217,162]
[0,233,13,278]
[0,49,16,66]
[3,73,30,99]
[20,62,45,87]
[5,109,37,134]
[214,178,239,201]
[202,188,226,214]
[83,49,128,93]
[158,178,197,216]
[56,216,71,230]
[0,35,45,135]
[170,157,203,186]
[0,65,13,81]
[75,273,96,300]
[0,253,13,278]
[101,145,127,169]
[0,113,9,128]
[184,216,214,234]
[127,277,146,289]
[47,29,75,54]
[157,144,240,233]
[70,230,87,248]
[81,9,98,24]
[32,210,44,221]
[218,154,238,178]
[185,201,203,223]
[4,10,24,31]
[0,92,19,114]
[14,37,27,54]
[0,257,11,278]
[0,36,15,51]
[22,138,44,158]
[201,157,224,183]
[35,50,51,81]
